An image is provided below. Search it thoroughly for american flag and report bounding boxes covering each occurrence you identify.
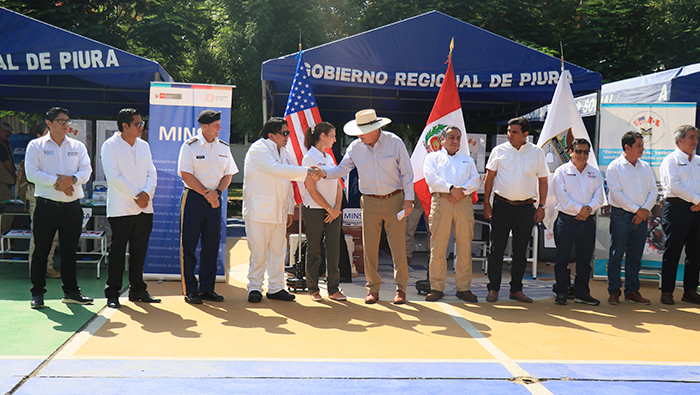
[283,52,323,204]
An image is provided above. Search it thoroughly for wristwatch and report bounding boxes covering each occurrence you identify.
[307,167,313,175]
[449,185,454,192]
[215,188,222,196]
[538,204,546,209]
[71,175,77,184]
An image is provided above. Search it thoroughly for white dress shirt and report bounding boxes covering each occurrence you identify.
[324,131,414,200]
[25,134,91,202]
[101,133,157,217]
[486,141,548,201]
[606,154,657,213]
[423,148,481,194]
[177,132,238,190]
[553,161,605,216]
[660,148,700,204]
[302,146,338,209]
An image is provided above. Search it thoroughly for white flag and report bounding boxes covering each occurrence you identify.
[537,69,600,232]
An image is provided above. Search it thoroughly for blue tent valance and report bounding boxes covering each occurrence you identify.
[0,6,172,116]
[262,11,602,124]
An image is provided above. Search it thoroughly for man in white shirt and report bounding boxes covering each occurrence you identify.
[26,107,93,309]
[177,110,238,305]
[606,131,657,305]
[102,108,159,309]
[552,138,604,306]
[323,109,414,305]
[243,117,324,303]
[483,117,548,303]
[423,126,481,302]
[659,125,700,305]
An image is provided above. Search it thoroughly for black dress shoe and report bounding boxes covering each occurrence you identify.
[185,293,203,304]
[107,296,121,309]
[129,292,161,303]
[31,295,44,309]
[200,291,224,302]
[266,289,296,301]
[248,290,263,303]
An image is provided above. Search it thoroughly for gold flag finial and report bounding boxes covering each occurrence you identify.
[449,38,454,61]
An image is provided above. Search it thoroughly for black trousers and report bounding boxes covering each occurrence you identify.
[105,213,153,298]
[30,198,82,296]
[661,198,700,292]
[180,189,221,295]
[487,199,535,293]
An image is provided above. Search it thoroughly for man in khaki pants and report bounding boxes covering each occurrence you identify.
[323,109,414,304]
[423,126,481,302]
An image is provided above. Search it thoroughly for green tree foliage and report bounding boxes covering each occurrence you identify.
[192,0,353,142]
[0,0,212,81]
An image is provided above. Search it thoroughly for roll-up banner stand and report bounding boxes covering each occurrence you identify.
[594,103,696,284]
[145,83,234,281]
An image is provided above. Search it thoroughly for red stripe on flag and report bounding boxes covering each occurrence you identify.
[414,178,432,219]
[285,113,306,166]
[426,59,461,124]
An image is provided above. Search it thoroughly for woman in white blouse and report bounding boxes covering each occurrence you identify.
[302,122,346,302]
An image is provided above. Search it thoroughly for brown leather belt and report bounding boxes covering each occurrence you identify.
[363,189,402,199]
[494,194,536,206]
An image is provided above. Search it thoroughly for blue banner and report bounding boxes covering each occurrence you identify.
[145,82,233,281]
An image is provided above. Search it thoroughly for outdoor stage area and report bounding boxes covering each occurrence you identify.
[2,233,700,394]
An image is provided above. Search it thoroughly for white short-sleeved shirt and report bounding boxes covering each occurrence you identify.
[177,132,238,190]
[486,141,548,201]
[301,146,338,209]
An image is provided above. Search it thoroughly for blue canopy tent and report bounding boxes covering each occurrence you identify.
[527,63,700,124]
[0,7,171,116]
[262,11,602,125]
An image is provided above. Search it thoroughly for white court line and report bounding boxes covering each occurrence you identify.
[53,296,124,359]
[438,302,554,395]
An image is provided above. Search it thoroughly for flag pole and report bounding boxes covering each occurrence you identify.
[297,28,303,271]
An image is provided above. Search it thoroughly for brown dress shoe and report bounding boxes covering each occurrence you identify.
[393,290,407,305]
[625,291,650,305]
[660,292,674,305]
[364,292,379,304]
[486,290,498,302]
[509,291,533,303]
[425,290,444,302]
[456,290,478,303]
[608,290,621,305]
[682,290,700,304]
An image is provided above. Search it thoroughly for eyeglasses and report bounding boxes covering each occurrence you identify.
[276,130,290,137]
[573,149,589,155]
[131,121,145,128]
[52,119,71,126]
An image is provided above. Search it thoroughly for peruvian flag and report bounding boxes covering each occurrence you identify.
[410,50,470,216]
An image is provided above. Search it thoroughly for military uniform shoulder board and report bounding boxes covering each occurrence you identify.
[219,140,230,147]
[186,137,198,145]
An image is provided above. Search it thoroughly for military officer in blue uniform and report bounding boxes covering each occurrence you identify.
[177,110,238,304]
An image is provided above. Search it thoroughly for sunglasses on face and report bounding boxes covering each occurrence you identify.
[52,119,71,126]
[573,149,589,155]
[275,130,290,137]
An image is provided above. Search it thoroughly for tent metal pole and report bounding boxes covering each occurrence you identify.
[262,80,268,126]
[594,89,602,156]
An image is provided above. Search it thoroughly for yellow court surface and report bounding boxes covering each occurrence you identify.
[5,238,700,395]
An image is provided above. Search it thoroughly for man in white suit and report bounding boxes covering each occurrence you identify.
[243,117,323,303]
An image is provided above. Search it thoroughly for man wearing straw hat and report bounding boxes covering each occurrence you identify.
[322,109,414,304]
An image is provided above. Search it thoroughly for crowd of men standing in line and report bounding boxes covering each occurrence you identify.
[12,106,700,309]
